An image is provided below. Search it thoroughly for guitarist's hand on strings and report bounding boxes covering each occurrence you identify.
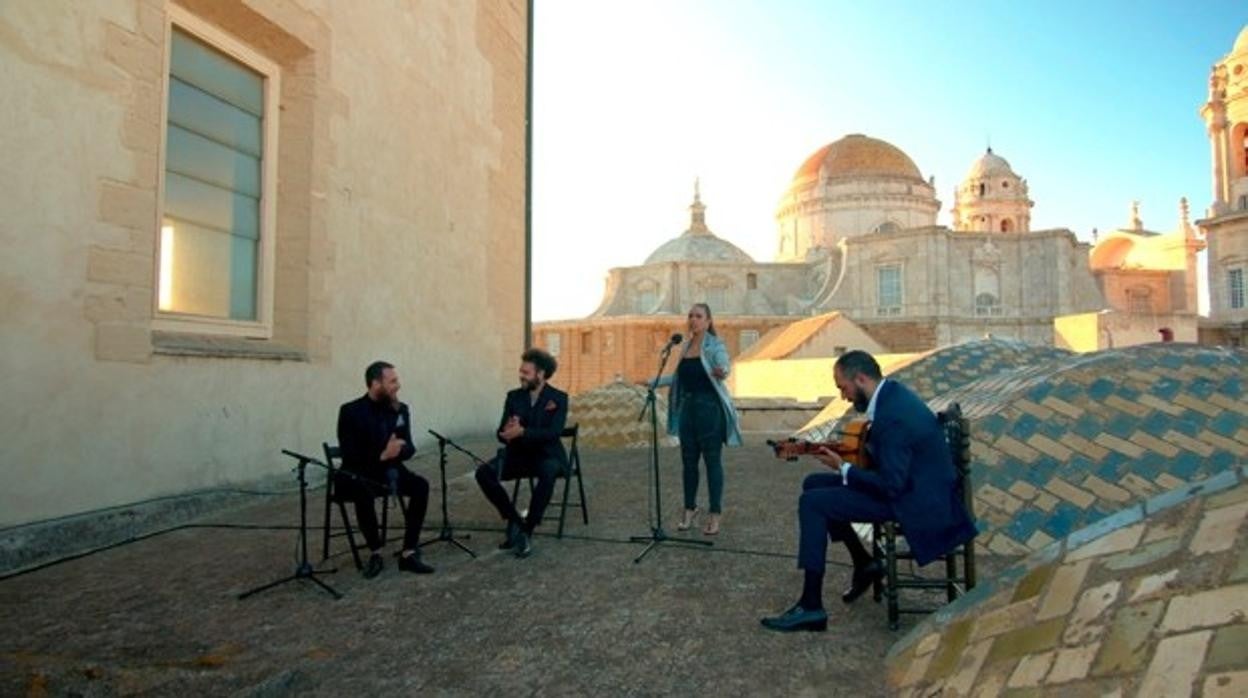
[813,445,844,470]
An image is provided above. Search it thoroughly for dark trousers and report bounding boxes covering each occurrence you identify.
[475,454,563,532]
[342,466,429,552]
[797,472,892,572]
[678,391,726,513]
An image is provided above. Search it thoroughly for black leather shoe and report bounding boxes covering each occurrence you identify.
[499,521,520,550]
[760,604,828,632]
[842,559,885,604]
[514,529,533,558]
[362,553,384,579]
[398,552,434,574]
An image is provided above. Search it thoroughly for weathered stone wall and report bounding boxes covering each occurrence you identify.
[0,0,527,526]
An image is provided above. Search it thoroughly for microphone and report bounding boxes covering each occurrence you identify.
[660,333,682,356]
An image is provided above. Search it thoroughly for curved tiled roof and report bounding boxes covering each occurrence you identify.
[926,343,1248,555]
[568,378,678,449]
[791,134,924,185]
[644,231,754,265]
[798,342,1248,556]
[886,469,1248,695]
[798,339,1072,439]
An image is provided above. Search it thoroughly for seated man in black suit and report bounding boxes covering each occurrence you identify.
[761,350,977,632]
[474,348,568,558]
[337,360,433,577]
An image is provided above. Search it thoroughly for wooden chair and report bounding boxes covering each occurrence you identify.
[871,403,978,630]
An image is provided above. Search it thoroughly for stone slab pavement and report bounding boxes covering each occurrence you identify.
[0,439,996,696]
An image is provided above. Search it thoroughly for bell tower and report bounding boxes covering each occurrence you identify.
[1198,26,1248,331]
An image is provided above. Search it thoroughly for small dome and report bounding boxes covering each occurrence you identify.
[791,134,924,185]
[644,232,754,265]
[965,148,1017,180]
[644,181,755,265]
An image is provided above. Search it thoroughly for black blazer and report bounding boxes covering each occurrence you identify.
[336,395,415,496]
[496,384,569,469]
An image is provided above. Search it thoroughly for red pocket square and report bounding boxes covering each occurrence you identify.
[544,400,558,412]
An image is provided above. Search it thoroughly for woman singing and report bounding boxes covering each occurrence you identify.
[657,303,742,535]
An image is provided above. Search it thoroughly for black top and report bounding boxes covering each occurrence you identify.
[496,383,570,467]
[678,356,715,395]
[336,394,415,496]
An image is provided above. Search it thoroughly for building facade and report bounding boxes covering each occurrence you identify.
[537,130,1212,390]
[0,0,529,526]
[1198,26,1248,346]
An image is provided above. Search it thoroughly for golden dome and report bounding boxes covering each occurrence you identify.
[791,134,923,184]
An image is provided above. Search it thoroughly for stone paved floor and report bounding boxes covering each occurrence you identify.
[0,440,997,696]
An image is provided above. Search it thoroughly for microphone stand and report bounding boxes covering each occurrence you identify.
[239,449,342,600]
[418,430,478,558]
[630,339,713,563]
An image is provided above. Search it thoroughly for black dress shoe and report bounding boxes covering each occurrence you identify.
[842,559,885,604]
[398,552,435,574]
[499,521,520,550]
[362,553,384,579]
[513,529,533,558]
[760,604,828,632]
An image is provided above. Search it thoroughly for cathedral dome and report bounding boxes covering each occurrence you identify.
[965,148,1017,179]
[644,183,755,265]
[1234,25,1248,54]
[791,134,924,185]
[644,234,754,265]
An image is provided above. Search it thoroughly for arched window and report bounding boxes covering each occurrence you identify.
[872,221,899,235]
[975,292,999,316]
[1126,286,1153,315]
[978,182,986,196]
[746,273,758,290]
[634,282,658,314]
[973,266,1002,316]
[1000,219,1013,233]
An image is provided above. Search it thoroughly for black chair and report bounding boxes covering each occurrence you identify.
[319,442,393,571]
[871,403,978,630]
[508,424,589,538]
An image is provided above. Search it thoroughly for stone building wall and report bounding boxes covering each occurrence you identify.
[0,0,528,526]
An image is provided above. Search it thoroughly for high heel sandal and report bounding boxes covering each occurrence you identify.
[677,507,699,531]
[703,513,720,536]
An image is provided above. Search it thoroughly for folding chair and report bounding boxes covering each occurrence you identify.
[508,424,589,538]
[319,442,392,570]
[871,403,978,630]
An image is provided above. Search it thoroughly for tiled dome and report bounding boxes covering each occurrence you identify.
[791,134,924,185]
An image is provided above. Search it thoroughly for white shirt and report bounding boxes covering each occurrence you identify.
[842,378,887,485]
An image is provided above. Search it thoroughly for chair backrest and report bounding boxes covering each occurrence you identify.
[322,442,342,499]
[935,403,975,516]
[560,423,579,476]
[322,442,341,469]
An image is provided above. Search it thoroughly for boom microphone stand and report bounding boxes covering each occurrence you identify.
[630,335,713,563]
[239,449,342,600]
[419,430,478,558]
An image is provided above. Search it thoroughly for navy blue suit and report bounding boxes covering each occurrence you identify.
[798,380,977,570]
